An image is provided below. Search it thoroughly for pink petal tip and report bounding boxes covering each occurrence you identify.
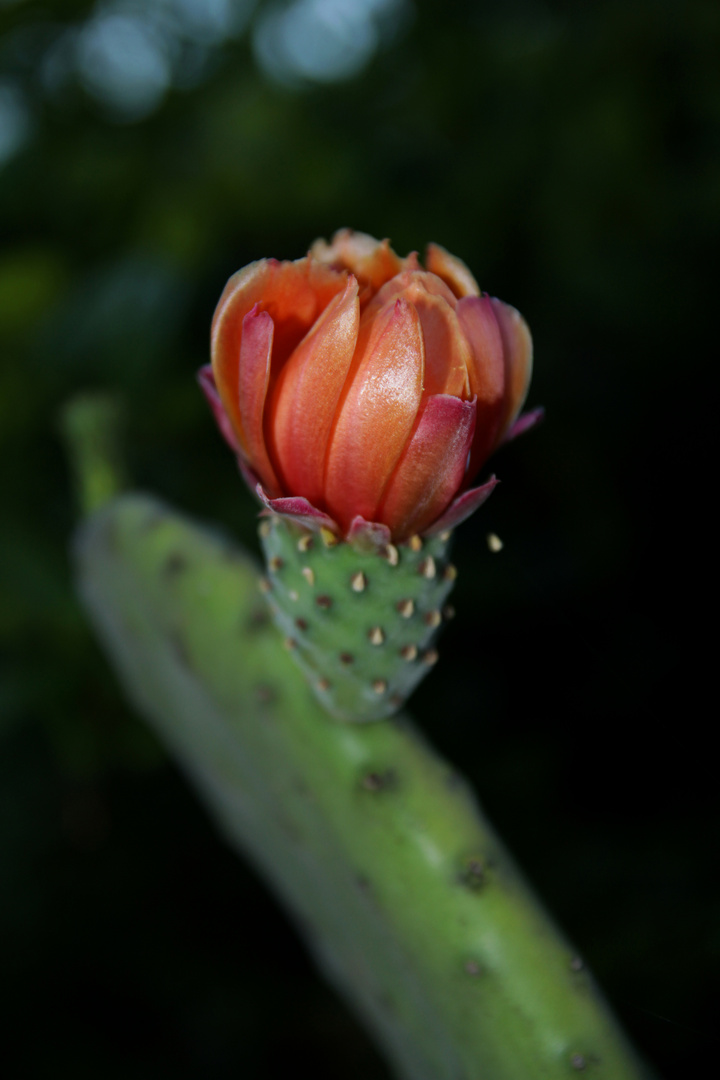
[502,406,545,444]
[423,476,499,536]
[346,516,393,553]
[256,485,340,535]
[197,365,242,454]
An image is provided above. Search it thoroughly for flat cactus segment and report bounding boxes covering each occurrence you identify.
[75,495,653,1080]
[259,517,456,721]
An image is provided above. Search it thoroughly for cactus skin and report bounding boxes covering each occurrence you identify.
[259,516,456,722]
[75,494,654,1080]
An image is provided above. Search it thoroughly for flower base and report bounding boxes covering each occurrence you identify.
[259,516,457,722]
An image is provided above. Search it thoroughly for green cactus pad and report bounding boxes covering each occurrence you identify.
[258,517,456,722]
[75,494,653,1080]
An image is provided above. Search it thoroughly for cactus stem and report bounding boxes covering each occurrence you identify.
[269,555,283,572]
[75,496,655,1080]
[368,626,385,645]
[259,520,272,539]
[284,636,297,650]
[288,589,299,601]
[295,618,308,631]
[316,594,332,609]
[397,599,414,618]
[259,576,271,593]
[59,392,127,516]
[301,566,315,586]
[340,652,354,665]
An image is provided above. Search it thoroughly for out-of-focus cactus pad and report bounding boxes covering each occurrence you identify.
[74,494,653,1080]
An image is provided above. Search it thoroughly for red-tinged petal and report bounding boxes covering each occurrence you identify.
[502,405,545,444]
[211,260,269,345]
[490,297,533,442]
[378,395,477,540]
[211,257,347,449]
[211,260,272,448]
[256,485,340,535]
[324,297,424,532]
[456,294,507,478]
[423,476,499,536]
[237,455,264,498]
[256,258,346,375]
[197,365,242,454]
[267,276,360,506]
[236,306,282,494]
[425,243,481,298]
[346,516,393,552]
[310,229,404,291]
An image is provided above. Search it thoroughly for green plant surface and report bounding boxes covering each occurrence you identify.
[260,516,455,722]
[75,493,653,1080]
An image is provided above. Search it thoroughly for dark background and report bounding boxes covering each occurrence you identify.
[1,0,717,1076]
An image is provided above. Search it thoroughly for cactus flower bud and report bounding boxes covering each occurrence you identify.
[200,231,541,721]
[200,230,540,549]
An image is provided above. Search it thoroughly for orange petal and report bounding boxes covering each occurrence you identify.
[425,243,481,298]
[267,276,360,507]
[310,229,404,291]
[211,260,272,450]
[324,297,424,532]
[403,278,471,397]
[457,295,507,479]
[236,306,281,494]
[378,395,477,540]
[211,257,347,469]
[357,269,468,396]
[259,258,346,376]
[360,267,457,320]
[490,297,533,442]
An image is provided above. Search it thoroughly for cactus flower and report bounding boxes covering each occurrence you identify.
[200,230,540,547]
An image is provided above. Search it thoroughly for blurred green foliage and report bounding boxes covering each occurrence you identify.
[1,1,718,1076]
